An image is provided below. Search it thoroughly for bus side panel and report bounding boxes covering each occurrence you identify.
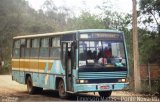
[49,60,65,90]
[24,59,30,72]
[19,71,25,84]
[48,74,56,89]
[12,70,20,83]
[38,60,46,88]
[72,69,78,92]
[32,72,39,86]
[48,61,56,89]
[38,60,51,89]
[30,59,39,86]
[12,59,21,83]
[12,58,66,90]
[38,60,65,90]
[19,59,25,84]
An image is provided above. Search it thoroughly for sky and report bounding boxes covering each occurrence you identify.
[26,0,133,15]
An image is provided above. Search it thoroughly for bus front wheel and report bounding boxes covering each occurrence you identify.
[98,91,112,97]
[58,80,67,98]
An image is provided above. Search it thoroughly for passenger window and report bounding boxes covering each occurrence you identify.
[13,40,20,58]
[30,38,39,58]
[40,38,49,58]
[50,37,61,59]
[25,39,30,58]
[52,37,60,47]
[32,39,39,48]
[41,38,49,47]
[20,39,26,58]
[14,40,20,48]
[26,39,30,48]
[21,39,26,46]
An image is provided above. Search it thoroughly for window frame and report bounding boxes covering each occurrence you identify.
[30,38,40,58]
[39,38,49,58]
[49,36,61,59]
[12,40,20,58]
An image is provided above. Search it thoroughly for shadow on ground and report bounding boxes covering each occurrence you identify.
[9,90,121,101]
[25,90,120,101]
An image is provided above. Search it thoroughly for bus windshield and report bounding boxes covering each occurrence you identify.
[79,41,126,68]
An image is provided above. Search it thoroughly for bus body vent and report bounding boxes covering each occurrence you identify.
[78,71,127,79]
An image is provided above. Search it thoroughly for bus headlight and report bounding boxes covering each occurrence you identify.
[80,80,85,83]
[118,79,126,82]
[76,80,88,84]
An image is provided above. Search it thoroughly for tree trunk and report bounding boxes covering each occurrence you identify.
[132,0,141,92]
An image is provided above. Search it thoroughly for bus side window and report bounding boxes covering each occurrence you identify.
[25,39,30,58]
[13,40,20,58]
[20,39,26,58]
[50,37,60,59]
[39,38,49,58]
[30,39,39,58]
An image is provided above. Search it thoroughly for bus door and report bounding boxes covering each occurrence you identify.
[61,42,73,91]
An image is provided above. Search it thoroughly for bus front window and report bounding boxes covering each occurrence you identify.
[79,41,126,67]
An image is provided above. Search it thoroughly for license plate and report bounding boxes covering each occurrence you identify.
[99,85,110,90]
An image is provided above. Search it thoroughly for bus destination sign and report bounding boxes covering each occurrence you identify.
[80,33,122,39]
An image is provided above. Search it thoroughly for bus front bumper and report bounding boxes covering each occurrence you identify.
[74,82,129,93]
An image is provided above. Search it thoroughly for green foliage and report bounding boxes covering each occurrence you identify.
[0,0,146,76]
[0,61,10,74]
[139,31,160,63]
[139,0,160,33]
[0,0,56,73]
[141,79,160,95]
[66,11,105,30]
[139,0,160,64]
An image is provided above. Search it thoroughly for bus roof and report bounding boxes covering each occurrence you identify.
[13,29,123,39]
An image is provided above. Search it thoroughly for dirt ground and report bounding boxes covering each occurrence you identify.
[0,75,159,102]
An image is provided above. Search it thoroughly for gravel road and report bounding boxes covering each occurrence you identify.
[0,75,159,102]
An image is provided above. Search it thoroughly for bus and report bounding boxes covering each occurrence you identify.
[12,29,129,98]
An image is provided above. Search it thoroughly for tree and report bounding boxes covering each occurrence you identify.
[66,11,105,30]
[139,0,160,64]
[42,0,71,31]
[139,0,160,33]
[132,0,141,92]
[0,0,55,72]
[139,29,160,63]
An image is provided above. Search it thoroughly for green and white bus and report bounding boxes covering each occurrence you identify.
[12,29,129,98]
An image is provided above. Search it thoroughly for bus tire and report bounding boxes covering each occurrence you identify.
[35,87,43,94]
[98,91,112,97]
[58,79,67,98]
[26,76,39,94]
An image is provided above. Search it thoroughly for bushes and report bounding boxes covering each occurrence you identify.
[141,79,160,96]
[0,61,10,74]
[156,78,160,96]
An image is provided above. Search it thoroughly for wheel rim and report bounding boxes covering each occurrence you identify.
[58,81,65,96]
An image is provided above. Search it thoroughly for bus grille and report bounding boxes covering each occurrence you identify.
[78,71,127,79]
